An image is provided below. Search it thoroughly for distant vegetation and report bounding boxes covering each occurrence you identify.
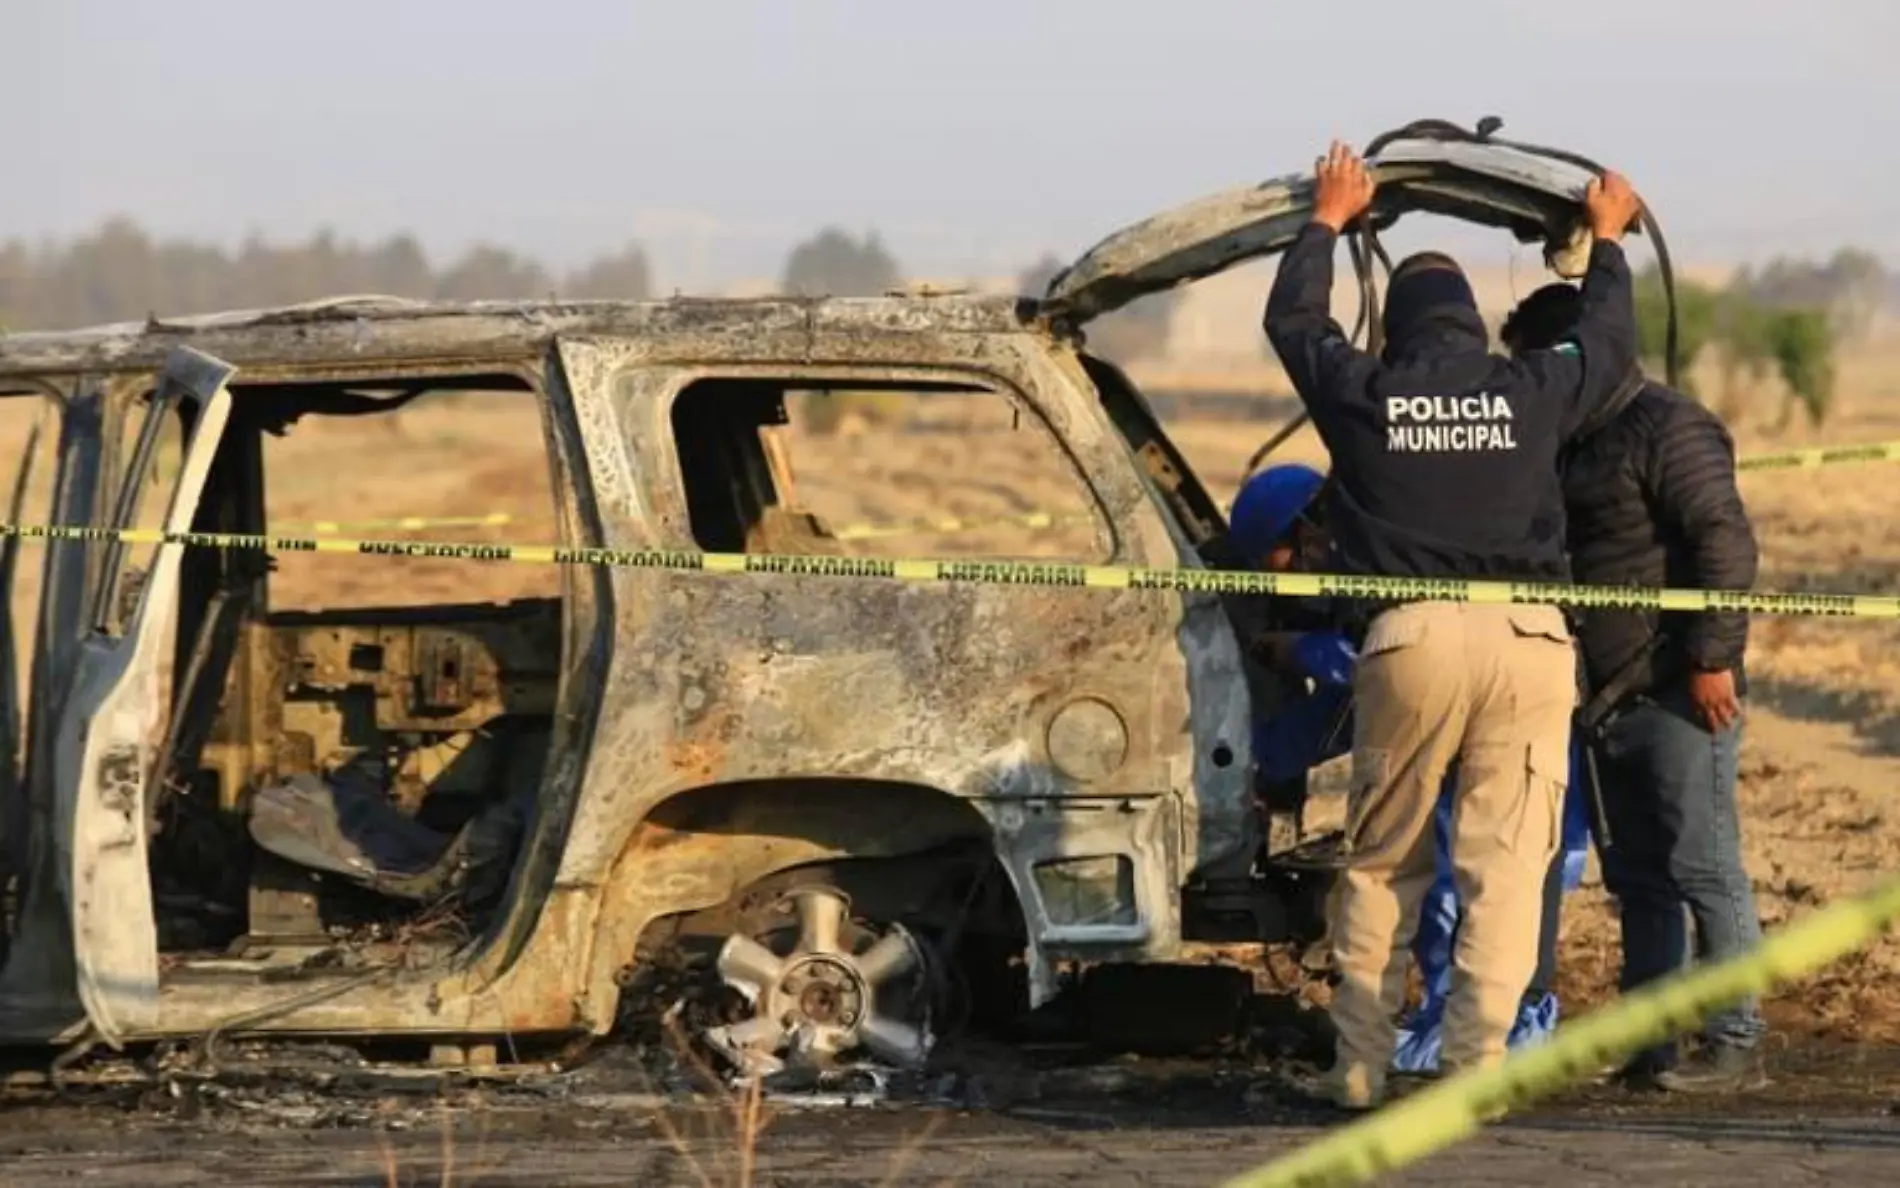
[1633,248,1890,429]
[0,219,653,331]
[779,228,903,298]
[2,218,1888,436]
[774,228,910,434]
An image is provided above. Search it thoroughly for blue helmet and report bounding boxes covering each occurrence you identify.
[1230,463,1326,561]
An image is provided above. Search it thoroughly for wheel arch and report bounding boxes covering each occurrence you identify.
[579,776,1021,1026]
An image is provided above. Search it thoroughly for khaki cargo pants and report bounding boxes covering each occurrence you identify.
[1327,601,1576,1106]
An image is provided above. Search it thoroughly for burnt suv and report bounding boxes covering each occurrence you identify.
[0,131,1638,1075]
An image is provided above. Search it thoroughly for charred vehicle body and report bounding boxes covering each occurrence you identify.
[0,127,1662,1076]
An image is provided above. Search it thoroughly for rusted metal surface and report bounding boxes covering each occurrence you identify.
[0,291,1260,1048]
[0,294,1038,380]
[253,600,561,781]
[559,334,1252,1011]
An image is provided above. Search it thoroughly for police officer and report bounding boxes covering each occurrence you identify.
[1262,140,1644,1110]
[1232,465,1590,1079]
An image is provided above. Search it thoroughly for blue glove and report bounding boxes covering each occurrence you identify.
[1512,991,1561,1048]
[1391,998,1445,1074]
[1394,992,1561,1074]
[1293,631,1357,689]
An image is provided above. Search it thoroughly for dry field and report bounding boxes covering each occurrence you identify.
[2,335,1899,1053]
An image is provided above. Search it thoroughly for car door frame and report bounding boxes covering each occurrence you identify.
[55,346,235,1046]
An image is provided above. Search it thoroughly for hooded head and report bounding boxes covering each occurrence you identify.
[1230,463,1326,570]
[1381,252,1487,362]
[1500,282,1582,355]
[1503,281,1644,434]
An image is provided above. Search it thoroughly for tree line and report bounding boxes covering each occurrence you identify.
[0,219,1186,365]
[744,227,1184,364]
[1633,248,1890,429]
[0,219,654,332]
[2,219,1887,429]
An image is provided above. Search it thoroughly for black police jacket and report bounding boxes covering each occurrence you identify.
[1263,224,1638,584]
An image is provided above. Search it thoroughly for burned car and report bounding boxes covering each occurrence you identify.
[0,126,1656,1076]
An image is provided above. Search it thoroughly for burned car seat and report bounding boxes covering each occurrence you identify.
[248,753,529,905]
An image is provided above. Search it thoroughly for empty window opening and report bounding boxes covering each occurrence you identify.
[97,383,189,638]
[668,376,1107,562]
[262,377,561,610]
[0,391,59,791]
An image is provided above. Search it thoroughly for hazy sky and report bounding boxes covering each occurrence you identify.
[19,0,1900,289]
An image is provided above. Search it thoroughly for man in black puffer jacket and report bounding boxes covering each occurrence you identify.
[1502,283,1766,1094]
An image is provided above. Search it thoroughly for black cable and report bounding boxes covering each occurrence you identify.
[1245,118,1667,483]
[1346,232,1372,348]
[1359,221,1390,359]
[1362,116,1681,388]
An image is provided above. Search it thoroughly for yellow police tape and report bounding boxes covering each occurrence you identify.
[267,441,1900,543]
[3,521,1897,620]
[1219,870,1900,1188]
[1735,437,1900,472]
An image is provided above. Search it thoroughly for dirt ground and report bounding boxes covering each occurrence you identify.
[3,341,1900,1183]
[3,1045,1899,1185]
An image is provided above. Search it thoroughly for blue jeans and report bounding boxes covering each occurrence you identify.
[1593,685,1765,1055]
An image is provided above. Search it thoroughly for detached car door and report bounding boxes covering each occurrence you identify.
[1038,136,1612,325]
[57,346,234,1044]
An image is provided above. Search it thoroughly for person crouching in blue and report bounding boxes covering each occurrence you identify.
[1232,462,1592,1073]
